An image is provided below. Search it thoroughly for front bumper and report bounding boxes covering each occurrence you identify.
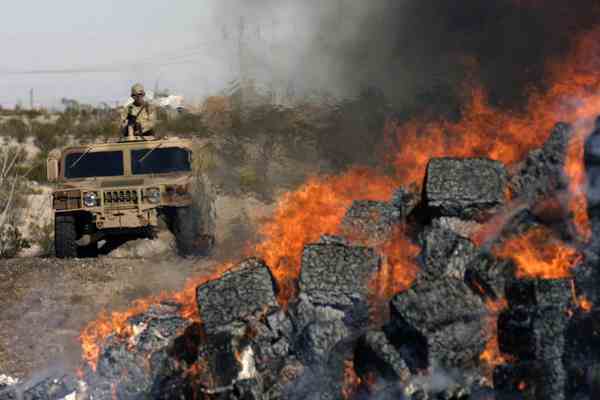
[54,185,192,229]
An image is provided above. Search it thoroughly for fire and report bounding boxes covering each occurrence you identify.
[579,295,593,312]
[493,226,582,279]
[471,201,529,246]
[370,226,420,302]
[386,27,600,241]
[341,359,362,400]
[480,298,510,375]
[79,262,233,369]
[254,168,397,304]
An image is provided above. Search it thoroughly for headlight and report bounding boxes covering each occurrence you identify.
[83,192,98,207]
[144,188,161,204]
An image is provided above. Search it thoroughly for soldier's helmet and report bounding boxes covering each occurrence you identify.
[131,83,145,97]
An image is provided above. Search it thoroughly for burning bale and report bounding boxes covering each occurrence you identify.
[296,237,379,327]
[389,272,488,370]
[495,278,572,400]
[509,122,572,203]
[425,157,507,220]
[341,186,419,242]
[84,301,194,399]
[196,258,279,336]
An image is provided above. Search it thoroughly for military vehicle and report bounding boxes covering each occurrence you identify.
[47,133,213,258]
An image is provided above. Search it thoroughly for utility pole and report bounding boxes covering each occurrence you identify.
[238,16,247,107]
[29,89,34,110]
[238,16,246,82]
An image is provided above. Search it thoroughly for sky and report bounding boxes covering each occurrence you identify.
[0,0,392,109]
[3,1,588,112]
[0,1,243,107]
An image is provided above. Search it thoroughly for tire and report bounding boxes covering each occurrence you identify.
[55,214,77,258]
[173,206,198,257]
[77,243,98,258]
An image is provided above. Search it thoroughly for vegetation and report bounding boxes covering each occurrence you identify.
[0,146,31,257]
[0,89,398,257]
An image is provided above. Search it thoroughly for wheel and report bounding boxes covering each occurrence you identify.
[55,214,77,258]
[77,243,98,258]
[173,206,198,257]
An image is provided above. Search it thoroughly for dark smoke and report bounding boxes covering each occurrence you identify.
[328,0,600,114]
[222,0,600,116]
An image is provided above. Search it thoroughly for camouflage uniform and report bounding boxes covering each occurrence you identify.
[121,83,157,136]
[120,103,157,136]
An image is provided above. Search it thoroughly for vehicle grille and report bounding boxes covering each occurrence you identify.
[103,189,138,206]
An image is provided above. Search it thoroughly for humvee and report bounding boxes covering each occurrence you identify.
[47,134,212,258]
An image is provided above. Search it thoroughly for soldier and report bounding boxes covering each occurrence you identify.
[121,83,157,137]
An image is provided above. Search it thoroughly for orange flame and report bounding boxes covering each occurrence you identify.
[255,168,397,305]
[493,226,582,279]
[480,298,510,375]
[579,295,593,312]
[370,227,420,302]
[342,360,362,400]
[79,262,233,369]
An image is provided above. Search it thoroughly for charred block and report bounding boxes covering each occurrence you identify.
[505,277,572,309]
[465,253,514,301]
[195,331,243,390]
[499,305,568,362]
[391,276,486,331]
[493,363,532,398]
[534,358,567,400]
[420,226,479,280]
[425,157,507,219]
[296,319,349,366]
[299,241,380,311]
[197,258,279,335]
[390,277,487,369]
[354,330,411,383]
[340,200,401,242]
[509,122,572,202]
[22,375,79,400]
[573,259,600,305]
[565,309,600,371]
[498,307,535,359]
[427,319,487,368]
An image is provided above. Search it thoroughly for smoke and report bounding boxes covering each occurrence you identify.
[203,0,600,113]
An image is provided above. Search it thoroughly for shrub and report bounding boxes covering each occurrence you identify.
[156,112,208,136]
[0,118,30,143]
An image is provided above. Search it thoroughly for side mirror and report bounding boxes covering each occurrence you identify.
[47,151,60,182]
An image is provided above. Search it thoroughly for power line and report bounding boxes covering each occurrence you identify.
[0,40,222,76]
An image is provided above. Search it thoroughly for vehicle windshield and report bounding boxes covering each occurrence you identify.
[131,147,191,175]
[64,151,124,179]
